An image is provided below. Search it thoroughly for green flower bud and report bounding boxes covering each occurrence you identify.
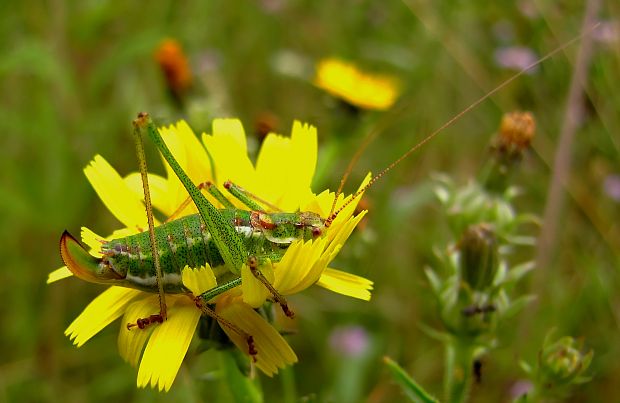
[539,336,593,386]
[458,224,498,291]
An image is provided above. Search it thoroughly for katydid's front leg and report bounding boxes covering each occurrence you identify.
[248,256,294,318]
[126,114,168,330]
[133,113,293,316]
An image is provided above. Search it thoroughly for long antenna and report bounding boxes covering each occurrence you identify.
[325,24,600,227]
[327,101,409,219]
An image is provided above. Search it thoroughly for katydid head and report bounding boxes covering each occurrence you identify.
[60,231,126,284]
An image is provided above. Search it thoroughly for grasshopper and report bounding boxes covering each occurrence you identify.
[60,113,334,351]
[58,28,593,359]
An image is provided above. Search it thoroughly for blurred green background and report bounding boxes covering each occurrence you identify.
[1,0,619,402]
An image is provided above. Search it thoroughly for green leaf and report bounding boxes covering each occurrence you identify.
[505,262,535,284]
[383,356,439,403]
[417,322,451,342]
[503,295,536,319]
[425,268,442,295]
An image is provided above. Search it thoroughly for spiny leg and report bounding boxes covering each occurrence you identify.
[248,256,294,318]
[127,314,164,330]
[128,113,167,329]
[194,278,258,358]
[224,180,282,212]
[194,296,257,359]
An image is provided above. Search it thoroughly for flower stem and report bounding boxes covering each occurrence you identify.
[280,365,297,403]
[444,340,475,403]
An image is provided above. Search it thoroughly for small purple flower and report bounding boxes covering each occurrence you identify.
[517,0,539,19]
[259,0,285,14]
[604,174,620,202]
[509,379,533,399]
[593,20,620,44]
[494,46,539,73]
[329,325,370,357]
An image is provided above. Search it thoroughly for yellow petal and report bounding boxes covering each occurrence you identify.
[80,226,105,257]
[271,241,304,292]
[159,121,214,217]
[212,118,247,153]
[273,238,329,295]
[328,173,371,231]
[290,121,317,191]
[65,287,142,347]
[181,265,217,296]
[47,267,73,284]
[317,268,373,301]
[216,296,297,376]
[137,298,201,392]
[118,295,158,366]
[124,172,172,216]
[202,120,256,203]
[301,188,337,217]
[255,132,295,208]
[80,226,139,257]
[324,211,367,259]
[241,261,274,308]
[254,121,318,211]
[84,155,153,230]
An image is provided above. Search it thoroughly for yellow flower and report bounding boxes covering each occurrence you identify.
[49,118,372,390]
[64,266,296,392]
[314,58,400,110]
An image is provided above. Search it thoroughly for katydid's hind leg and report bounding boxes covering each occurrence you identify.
[248,256,294,318]
[193,295,257,360]
[224,180,282,212]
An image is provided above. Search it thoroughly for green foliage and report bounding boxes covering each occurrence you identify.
[383,356,439,403]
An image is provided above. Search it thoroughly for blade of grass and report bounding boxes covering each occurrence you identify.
[383,356,439,403]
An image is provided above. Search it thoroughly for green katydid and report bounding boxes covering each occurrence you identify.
[60,113,330,352]
[59,28,594,358]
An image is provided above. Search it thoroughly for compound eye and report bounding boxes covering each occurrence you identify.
[311,227,322,237]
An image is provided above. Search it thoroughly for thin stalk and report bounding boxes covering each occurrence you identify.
[535,0,600,271]
[280,365,297,403]
[444,340,475,403]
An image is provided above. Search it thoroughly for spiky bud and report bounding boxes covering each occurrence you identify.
[498,111,536,151]
[483,111,536,193]
[539,335,593,386]
[459,224,498,291]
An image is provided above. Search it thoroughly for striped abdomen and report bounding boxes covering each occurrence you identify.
[98,209,324,293]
